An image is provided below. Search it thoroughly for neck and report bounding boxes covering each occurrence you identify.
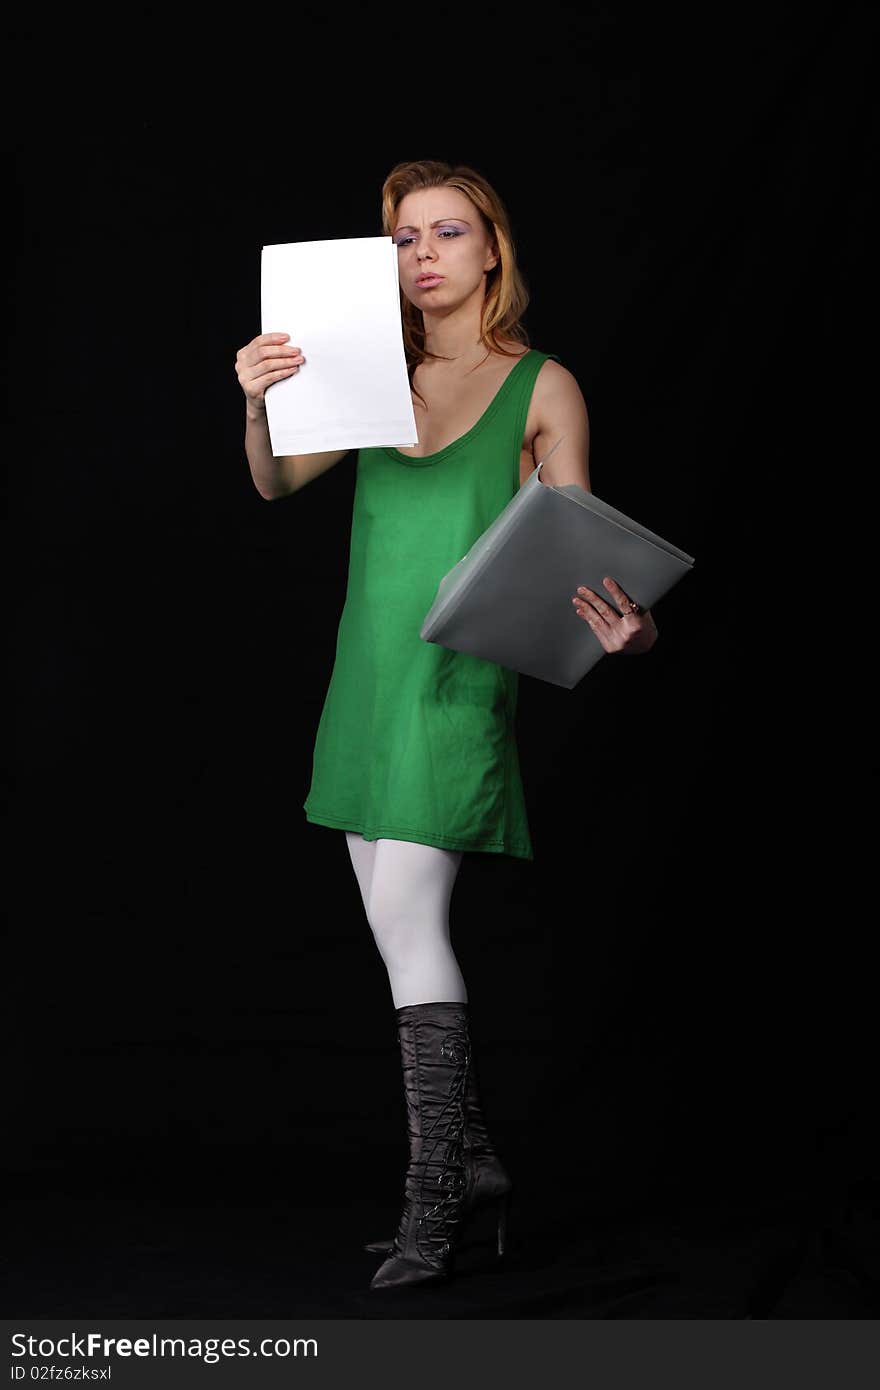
[420,287,490,369]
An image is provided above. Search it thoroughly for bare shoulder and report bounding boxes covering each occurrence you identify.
[532,358,588,411]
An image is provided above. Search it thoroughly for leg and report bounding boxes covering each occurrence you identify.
[346,834,512,1278]
[365,837,467,1008]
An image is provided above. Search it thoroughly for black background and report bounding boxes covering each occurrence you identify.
[7,5,875,1318]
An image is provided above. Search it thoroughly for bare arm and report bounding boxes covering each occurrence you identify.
[528,361,591,490]
[236,331,349,500]
[530,360,658,653]
[244,407,349,500]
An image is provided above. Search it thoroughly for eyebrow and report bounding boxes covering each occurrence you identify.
[393,218,472,234]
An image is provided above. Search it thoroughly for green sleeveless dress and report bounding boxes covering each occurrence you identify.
[303,348,560,861]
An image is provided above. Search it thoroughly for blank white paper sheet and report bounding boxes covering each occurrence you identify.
[260,236,418,456]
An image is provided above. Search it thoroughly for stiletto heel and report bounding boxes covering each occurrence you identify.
[496,1189,511,1257]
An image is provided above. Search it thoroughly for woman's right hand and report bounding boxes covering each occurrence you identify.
[235,332,306,410]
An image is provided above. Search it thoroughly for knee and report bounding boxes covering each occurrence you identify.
[365,901,413,962]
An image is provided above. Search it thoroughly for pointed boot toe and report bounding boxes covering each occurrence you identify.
[370,1245,451,1290]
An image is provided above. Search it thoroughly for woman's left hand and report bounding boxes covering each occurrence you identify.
[571,577,658,655]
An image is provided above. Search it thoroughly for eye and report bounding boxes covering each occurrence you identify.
[394,227,464,248]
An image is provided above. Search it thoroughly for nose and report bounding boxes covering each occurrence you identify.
[416,242,435,262]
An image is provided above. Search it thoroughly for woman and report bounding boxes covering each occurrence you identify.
[235,159,658,1292]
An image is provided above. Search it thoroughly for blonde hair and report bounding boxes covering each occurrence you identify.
[380,159,530,397]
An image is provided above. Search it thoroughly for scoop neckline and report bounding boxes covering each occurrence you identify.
[383,348,538,467]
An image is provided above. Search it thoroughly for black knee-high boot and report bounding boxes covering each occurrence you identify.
[364,1008,513,1258]
[369,1001,471,1290]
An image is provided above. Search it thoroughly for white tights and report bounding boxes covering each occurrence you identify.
[345,832,467,1009]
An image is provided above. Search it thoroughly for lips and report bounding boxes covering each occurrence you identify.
[416,274,444,287]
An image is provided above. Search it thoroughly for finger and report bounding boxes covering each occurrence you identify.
[237,333,290,360]
[248,362,303,386]
[250,353,305,374]
[261,367,302,389]
[240,356,304,385]
[238,343,301,370]
[573,597,610,637]
[255,343,303,362]
[575,586,616,622]
[600,576,637,616]
[574,594,627,650]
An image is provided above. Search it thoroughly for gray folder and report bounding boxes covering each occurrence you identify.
[420,455,695,689]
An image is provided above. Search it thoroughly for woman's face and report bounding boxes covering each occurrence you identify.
[392,186,498,313]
